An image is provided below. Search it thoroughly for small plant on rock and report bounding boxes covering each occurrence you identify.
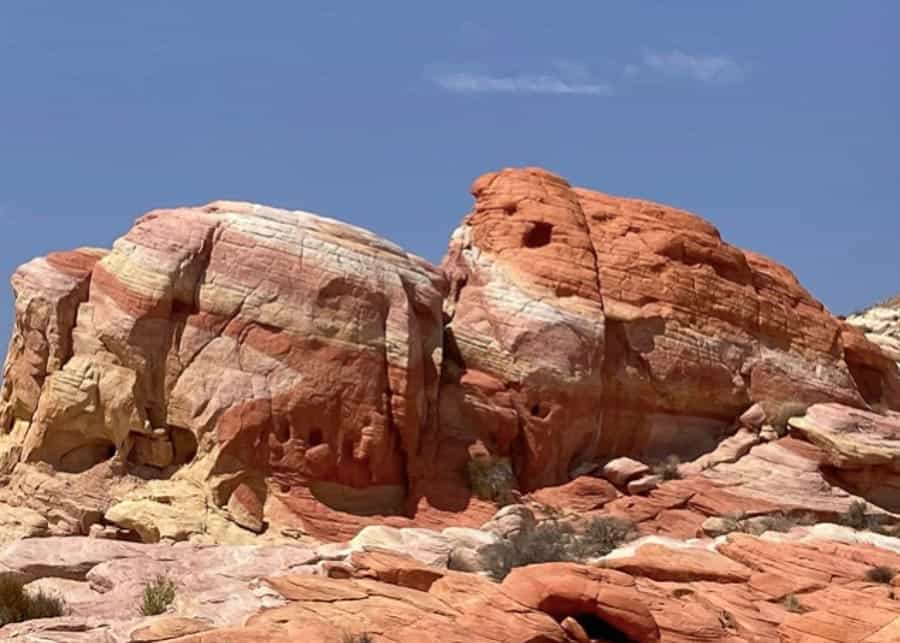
[483,515,636,581]
[140,575,176,616]
[573,516,636,559]
[841,500,880,531]
[343,633,374,643]
[865,566,896,584]
[0,574,66,626]
[651,455,681,481]
[782,594,806,614]
[467,455,518,506]
[763,513,799,533]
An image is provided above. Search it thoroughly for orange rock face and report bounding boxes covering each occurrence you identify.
[443,167,900,491]
[0,167,898,542]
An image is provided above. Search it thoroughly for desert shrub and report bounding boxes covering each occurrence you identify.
[343,633,374,643]
[718,511,812,536]
[513,520,576,567]
[483,515,635,581]
[782,594,806,614]
[467,455,518,505]
[755,512,802,534]
[572,516,636,559]
[651,455,681,481]
[865,566,896,584]
[0,574,66,626]
[841,500,880,531]
[140,575,176,616]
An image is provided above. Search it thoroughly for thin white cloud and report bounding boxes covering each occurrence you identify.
[436,72,612,96]
[641,50,742,83]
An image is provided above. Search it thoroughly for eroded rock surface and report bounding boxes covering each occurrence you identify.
[0,167,898,553]
[0,202,448,542]
[442,167,900,495]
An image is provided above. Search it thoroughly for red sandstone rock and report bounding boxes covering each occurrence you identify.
[443,167,899,496]
[0,167,899,548]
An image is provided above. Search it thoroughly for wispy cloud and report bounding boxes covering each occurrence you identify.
[640,50,742,83]
[435,72,612,96]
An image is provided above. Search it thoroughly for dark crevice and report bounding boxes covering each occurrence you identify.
[571,613,638,643]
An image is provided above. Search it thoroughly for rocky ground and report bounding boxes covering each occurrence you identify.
[0,167,898,641]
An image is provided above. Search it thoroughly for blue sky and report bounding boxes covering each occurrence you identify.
[1,3,897,347]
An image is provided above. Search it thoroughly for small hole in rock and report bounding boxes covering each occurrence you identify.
[523,222,553,248]
[309,428,324,447]
[530,403,550,419]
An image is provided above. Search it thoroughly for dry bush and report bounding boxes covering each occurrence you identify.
[483,515,636,581]
[140,575,176,616]
[865,566,896,584]
[651,455,681,481]
[467,455,518,505]
[782,594,806,614]
[841,500,881,531]
[343,633,375,643]
[0,574,65,626]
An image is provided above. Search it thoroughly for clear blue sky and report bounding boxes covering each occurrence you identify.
[1,3,897,348]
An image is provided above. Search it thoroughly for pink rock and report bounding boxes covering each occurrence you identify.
[602,457,650,486]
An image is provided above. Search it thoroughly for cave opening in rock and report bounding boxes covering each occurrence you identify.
[523,221,553,248]
[308,428,324,447]
[571,613,637,643]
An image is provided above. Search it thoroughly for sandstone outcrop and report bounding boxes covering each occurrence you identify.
[0,167,898,548]
[5,518,900,642]
[0,202,447,541]
[847,295,900,363]
[443,168,900,493]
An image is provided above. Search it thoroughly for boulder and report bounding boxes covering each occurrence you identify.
[350,525,453,568]
[627,475,660,495]
[602,457,650,486]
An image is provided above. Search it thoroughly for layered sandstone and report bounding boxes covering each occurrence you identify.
[1,167,899,544]
[0,202,447,540]
[443,167,900,491]
[4,519,900,642]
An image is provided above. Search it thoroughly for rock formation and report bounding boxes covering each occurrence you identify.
[442,168,900,492]
[1,167,900,641]
[0,166,898,551]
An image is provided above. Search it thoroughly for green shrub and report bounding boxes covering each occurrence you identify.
[782,593,806,614]
[651,455,681,481]
[865,566,896,584]
[0,574,66,626]
[467,455,518,505]
[140,575,176,616]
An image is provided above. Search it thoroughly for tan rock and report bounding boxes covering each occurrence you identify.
[602,457,650,486]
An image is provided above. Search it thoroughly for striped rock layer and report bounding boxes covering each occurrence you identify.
[442,167,900,488]
[0,202,446,533]
[0,167,898,538]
